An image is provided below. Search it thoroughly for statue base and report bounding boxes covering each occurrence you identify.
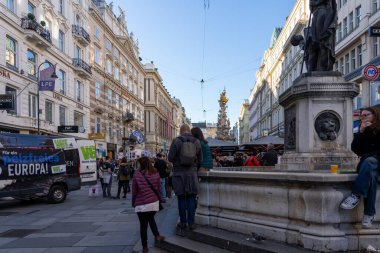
[278,71,359,172]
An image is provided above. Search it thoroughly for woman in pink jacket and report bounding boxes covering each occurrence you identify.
[132,156,165,253]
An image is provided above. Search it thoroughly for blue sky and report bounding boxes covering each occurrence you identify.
[113,0,295,124]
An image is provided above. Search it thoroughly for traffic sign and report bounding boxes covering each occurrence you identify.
[362,64,379,81]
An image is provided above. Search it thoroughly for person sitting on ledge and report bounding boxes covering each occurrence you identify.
[340,106,380,228]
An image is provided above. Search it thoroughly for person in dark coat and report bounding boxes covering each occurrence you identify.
[154,153,168,203]
[168,124,202,230]
[191,127,213,171]
[116,157,130,199]
[340,106,380,229]
[132,157,165,253]
[261,143,278,166]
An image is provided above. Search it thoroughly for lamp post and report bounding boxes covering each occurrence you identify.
[37,61,58,135]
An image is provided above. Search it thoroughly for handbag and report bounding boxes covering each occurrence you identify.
[142,173,164,211]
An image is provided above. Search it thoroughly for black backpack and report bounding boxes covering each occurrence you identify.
[120,164,131,176]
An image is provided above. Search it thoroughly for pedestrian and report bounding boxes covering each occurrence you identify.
[101,156,114,198]
[340,106,380,228]
[168,124,202,230]
[243,151,261,167]
[154,153,168,203]
[132,156,165,253]
[116,157,130,199]
[191,127,213,171]
[260,143,278,166]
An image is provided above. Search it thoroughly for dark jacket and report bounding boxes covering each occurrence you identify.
[132,170,161,207]
[200,140,213,169]
[117,162,130,181]
[154,159,168,178]
[351,129,380,157]
[168,133,202,195]
[261,149,278,166]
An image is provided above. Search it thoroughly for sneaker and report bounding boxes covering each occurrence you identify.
[189,224,197,230]
[340,194,360,209]
[362,215,374,229]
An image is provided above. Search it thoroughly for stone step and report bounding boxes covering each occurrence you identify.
[180,226,316,253]
[155,234,234,253]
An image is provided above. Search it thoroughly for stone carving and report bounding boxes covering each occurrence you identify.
[314,111,340,141]
[290,0,337,72]
[285,106,296,150]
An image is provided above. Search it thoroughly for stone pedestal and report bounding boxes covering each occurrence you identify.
[277,71,360,171]
[197,170,380,252]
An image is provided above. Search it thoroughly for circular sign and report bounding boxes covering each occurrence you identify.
[363,64,379,81]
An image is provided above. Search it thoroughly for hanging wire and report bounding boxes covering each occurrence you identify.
[200,0,210,119]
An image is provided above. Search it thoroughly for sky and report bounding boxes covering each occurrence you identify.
[112,0,295,125]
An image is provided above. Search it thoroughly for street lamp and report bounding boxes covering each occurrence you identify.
[37,61,58,135]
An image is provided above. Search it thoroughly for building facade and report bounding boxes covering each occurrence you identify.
[249,0,309,141]
[238,99,250,144]
[0,0,92,138]
[0,0,186,159]
[335,0,380,110]
[144,62,178,155]
[87,0,145,158]
[249,0,380,142]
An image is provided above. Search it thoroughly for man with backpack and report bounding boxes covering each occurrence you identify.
[168,124,203,231]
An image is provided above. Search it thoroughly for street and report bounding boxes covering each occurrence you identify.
[0,181,172,253]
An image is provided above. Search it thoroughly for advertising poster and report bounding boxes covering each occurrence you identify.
[0,148,66,180]
[76,140,97,185]
[53,138,77,150]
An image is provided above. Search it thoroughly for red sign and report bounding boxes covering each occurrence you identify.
[363,64,379,81]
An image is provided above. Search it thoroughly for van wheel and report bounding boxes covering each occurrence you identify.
[48,185,67,204]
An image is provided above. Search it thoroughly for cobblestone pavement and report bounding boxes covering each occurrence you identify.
[0,180,173,253]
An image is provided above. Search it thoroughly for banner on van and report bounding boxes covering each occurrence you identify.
[0,148,66,179]
[53,138,77,150]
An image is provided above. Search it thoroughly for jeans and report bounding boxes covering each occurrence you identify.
[137,211,159,247]
[160,178,166,201]
[177,194,196,225]
[102,177,113,197]
[117,180,129,198]
[352,156,380,216]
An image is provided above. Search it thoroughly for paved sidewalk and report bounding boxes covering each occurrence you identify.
[0,181,174,253]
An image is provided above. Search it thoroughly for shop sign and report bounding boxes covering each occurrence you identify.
[88,132,105,140]
[58,125,79,133]
[0,68,10,79]
[0,94,14,110]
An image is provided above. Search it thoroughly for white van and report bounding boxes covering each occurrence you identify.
[76,140,97,185]
[51,138,97,186]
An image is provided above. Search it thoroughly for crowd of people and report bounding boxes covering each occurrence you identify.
[214,143,281,167]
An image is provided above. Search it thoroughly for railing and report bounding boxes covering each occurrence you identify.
[72,25,90,43]
[72,58,92,75]
[21,18,52,43]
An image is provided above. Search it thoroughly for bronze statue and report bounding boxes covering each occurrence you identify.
[291,0,337,72]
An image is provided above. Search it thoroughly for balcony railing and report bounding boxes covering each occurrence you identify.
[72,58,92,75]
[72,25,90,44]
[21,18,52,43]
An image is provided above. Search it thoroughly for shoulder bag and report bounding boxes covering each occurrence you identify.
[142,173,164,211]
